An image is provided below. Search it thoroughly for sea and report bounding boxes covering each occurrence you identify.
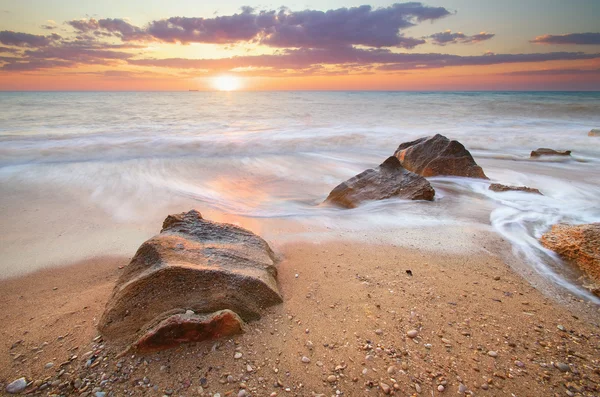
[1,91,599,303]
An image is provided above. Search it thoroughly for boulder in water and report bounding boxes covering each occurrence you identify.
[530,148,571,157]
[589,129,600,137]
[99,210,282,350]
[489,183,542,195]
[541,223,600,295]
[394,134,487,179]
[324,156,435,208]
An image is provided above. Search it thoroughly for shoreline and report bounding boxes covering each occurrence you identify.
[2,241,599,396]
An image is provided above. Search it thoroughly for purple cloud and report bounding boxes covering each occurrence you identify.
[531,32,600,45]
[69,3,450,48]
[501,68,600,76]
[128,47,600,73]
[0,31,61,47]
[428,30,495,45]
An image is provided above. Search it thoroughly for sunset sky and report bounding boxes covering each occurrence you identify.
[1,0,599,90]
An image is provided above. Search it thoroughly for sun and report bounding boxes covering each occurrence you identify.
[212,75,241,91]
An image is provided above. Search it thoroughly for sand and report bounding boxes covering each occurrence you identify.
[1,242,599,396]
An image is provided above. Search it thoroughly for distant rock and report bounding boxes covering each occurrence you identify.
[489,183,542,195]
[6,377,27,394]
[530,148,571,158]
[541,223,600,294]
[589,129,600,137]
[394,134,487,179]
[324,156,434,208]
[99,209,282,350]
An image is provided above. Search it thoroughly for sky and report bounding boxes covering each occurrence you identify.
[0,0,599,90]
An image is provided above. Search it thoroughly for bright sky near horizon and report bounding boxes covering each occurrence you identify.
[0,0,599,90]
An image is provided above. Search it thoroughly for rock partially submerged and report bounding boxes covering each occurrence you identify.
[489,183,542,195]
[394,134,487,179]
[99,210,282,350]
[589,129,600,137]
[324,156,435,208]
[541,223,600,295]
[530,148,571,158]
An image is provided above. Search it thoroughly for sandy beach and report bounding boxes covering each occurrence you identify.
[1,239,599,396]
[1,92,599,396]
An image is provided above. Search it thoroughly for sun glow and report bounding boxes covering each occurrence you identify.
[212,75,241,91]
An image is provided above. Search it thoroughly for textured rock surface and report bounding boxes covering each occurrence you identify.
[530,148,571,157]
[99,210,282,346]
[541,223,600,286]
[394,134,487,179]
[489,183,542,195]
[133,309,245,352]
[324,156,435,208]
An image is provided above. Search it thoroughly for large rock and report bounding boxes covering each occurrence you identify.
[530,148,571,158]
[324,156,435,208]
[489,183,542,195]
[589,129,600,137]
[99,210,282,350]
[393,134,487,179]
[541,223,600,292]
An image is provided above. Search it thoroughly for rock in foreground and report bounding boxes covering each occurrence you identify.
[394,134,487,179]
[99,210,282,350]
[489,183,542,195]
[541,223,600,291]
[324,156,435,208]
[133,310,244,353]
[6,377,27,394]
[530,148,571,158]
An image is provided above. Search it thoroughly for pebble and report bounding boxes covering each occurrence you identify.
[556,362,570,372]
[375,329,383,335]
[301,356,311,363]
[493,276,500,280]
[246,365,254,373]
[488,351,498,357]
[415,383,421,393]
[379,382,391,395]
[6,377,27,394]
[327,375,337,383]
[234,352,243,359]
[480,383,489,390]
[387,366,397,375]
[437,385,445,392]
[515,360,525,367]
[95,392,106,397]
[45,362,54,369]
[458,383,467,394]
[227,375,234,383]
[238,390,248,397]
[557,324,566,331]
[407,329,419,338]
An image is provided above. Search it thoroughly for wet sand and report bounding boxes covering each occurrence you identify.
[1,242,599,396]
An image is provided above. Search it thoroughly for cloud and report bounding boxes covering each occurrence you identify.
[41,20,57,30]
[531,32,600,45]
[0,46,22,54]
[69,3,451,48]
[0,31,61,47]
[501,68,600,76]
[128,47,600,74]
[0,32,139,71]
[67,18,151,41]
[428,30,495,45]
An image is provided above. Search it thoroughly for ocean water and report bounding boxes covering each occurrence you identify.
[1,91,599,301]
